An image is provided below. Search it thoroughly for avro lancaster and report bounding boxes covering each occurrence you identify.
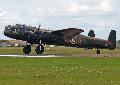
[4,24,116,54]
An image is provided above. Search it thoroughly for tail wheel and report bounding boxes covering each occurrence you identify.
[35,45,44,54]
[97,49,100,54]
[23,45,31,54]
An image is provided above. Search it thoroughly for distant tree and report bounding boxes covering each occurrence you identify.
[0,40,8,42]
[118,40,120,44]
[116,40,120,48]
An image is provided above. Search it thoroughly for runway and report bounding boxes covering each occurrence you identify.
[0,54,56,57]
[0,54,120,58]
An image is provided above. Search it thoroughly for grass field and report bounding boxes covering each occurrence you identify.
[0,57,120,85]
[0,46,120,54]
[0,47,120,85]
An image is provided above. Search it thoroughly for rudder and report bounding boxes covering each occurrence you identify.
[108,30,116,50]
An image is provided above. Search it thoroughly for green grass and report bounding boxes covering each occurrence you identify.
[0,57,120,85]
[0,46,120,54]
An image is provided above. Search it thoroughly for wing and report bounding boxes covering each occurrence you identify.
[51,28,84,37]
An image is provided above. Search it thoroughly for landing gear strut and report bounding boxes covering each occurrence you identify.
[35,45,44,54]
[35,40,44,54]
[96,49,100,54]
[23,45,31,54]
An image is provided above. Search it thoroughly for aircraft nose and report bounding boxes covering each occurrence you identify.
[4,26,11,37]
[4,29,9,36]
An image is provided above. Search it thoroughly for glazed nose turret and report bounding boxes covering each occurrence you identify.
[4,26,11,37]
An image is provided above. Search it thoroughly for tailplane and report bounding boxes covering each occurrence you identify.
[108,30,116,50]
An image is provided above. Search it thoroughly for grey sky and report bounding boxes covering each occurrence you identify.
[0,0,120,40]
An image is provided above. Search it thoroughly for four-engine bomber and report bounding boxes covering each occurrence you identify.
[4,24,116,54]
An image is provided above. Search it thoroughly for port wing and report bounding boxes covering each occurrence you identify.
[51,28,84,37]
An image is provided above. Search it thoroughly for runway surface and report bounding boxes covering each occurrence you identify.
[0,54,56,57]
[0,54,120,58]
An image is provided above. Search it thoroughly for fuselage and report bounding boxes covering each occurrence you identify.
[4,27,110,49]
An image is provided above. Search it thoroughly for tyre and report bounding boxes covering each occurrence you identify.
[35,45,44,54]
[23,45,31,54]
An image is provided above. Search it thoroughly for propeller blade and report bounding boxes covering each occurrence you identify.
[38,24,41,31]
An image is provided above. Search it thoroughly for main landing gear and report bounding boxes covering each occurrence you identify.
[35,44,44,54]
[35,40,44,54]
[23,41,44,54]
[23,44,31,54]
[23,44,44,54]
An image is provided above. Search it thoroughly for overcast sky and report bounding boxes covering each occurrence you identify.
[0,0,120,40]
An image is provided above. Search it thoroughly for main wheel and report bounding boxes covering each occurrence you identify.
[23,45,31,54]
[97,50,100,54]
[35,45,44,54]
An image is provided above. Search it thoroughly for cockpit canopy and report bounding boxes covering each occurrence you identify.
[5,24,37,34]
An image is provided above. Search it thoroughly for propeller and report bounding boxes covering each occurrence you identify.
[38,24,41,31]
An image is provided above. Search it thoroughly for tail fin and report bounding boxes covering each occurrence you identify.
[88,30,95,37]
[108,30,116,50]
